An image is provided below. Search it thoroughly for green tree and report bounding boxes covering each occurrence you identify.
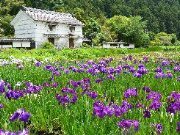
[103,15,150,47]
[84,19,101,42]
[0,0,24,36]
[150,32,177,46]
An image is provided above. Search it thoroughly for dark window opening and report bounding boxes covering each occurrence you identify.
[69,38,74,48]
[69,26,75,32]
[48,38,55,45]
[0,42,12,45]
[124,43,130,46]
[48,23,57,31]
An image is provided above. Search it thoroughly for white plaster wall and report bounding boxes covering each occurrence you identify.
[74,38,83,47]
[34,21,48,48]
[56,37,69,49]
[13,11,36,39]
[74,26,83,47]
[74,26,83,36]
[103,44,111,48]
[120,44,135,48]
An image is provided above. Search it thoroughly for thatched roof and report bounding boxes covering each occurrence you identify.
[22,6,83,26]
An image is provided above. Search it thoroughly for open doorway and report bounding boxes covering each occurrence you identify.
[48,38,55,45]
[69,38,74,48]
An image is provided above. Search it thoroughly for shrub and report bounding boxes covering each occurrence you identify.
[40,42,55,49]
[82,43,91,48]
[150,32,177,46]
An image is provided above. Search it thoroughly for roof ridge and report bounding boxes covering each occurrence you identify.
[21,6,83,25]
[22,6,71,16]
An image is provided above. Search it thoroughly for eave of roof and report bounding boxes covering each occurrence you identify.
[0,38,33,42]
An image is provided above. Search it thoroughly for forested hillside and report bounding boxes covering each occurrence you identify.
[0,0,180,41]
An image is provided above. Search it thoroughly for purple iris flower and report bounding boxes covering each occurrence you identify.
[87,60,94,65]
[10,108,31,123]
[155,67,163,73]
[162,60,170,66]
[114,101,132,117]
[136,102,144,108]
[81,78,91,91]
[77,68,85,73]
[123,64,131,70]
[35,61,42,67]
[155,72,165,78]
[59,66,64,71]
[107,74,115,80]
[138,64,144,68]
[64,69,70,74]
[166,101,180,114]
[124,88,137,98]
[93,101,106,118]
[93,101,116,118]
[168,91,180,102]
[113,105,122,117]
[129,66,136,73]
[80,64,89,69]
[19,111,31,123]
[149,100,162,110]
[99,67,107,73]
[56,88,78,105]
[121,100,132,112]
[143,110,151,118]
[53,71,60,76]
[143,86,151,93]
[146,91,162,101]
[0,129,29,135]
[0,104,4,109]
[45,65,55,71]
[134,72,142,78]
[116,65,123,71]
[174,66,180,72]
[128,55,133,61]
[17,129,29,135]
[137,67,148,75]
[43,82,50,87]
[0,80,5,93]
[117,120,139,131]
[51,82,58,88]
[70,80,80,88]
[107,67,115,74]
[25,85,43,94]
[103,106,114,117]
[155,123,163,134]
[5,90,24,100]
[10,111,21,122]
[0,130,16,135]
[87,91,98,99]
[143,56,149,62]
[56,94,70,105]
[115,68,122,74]
[95,78,103,83]
[5,82,12,90]
[165,72,173,78]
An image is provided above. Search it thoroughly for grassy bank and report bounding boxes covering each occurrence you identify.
[0,46,179,61]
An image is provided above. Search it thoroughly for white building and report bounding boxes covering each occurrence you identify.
[103,42,135,49]
[10,6,84,49]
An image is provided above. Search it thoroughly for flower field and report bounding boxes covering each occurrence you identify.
[0,51,179,135]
